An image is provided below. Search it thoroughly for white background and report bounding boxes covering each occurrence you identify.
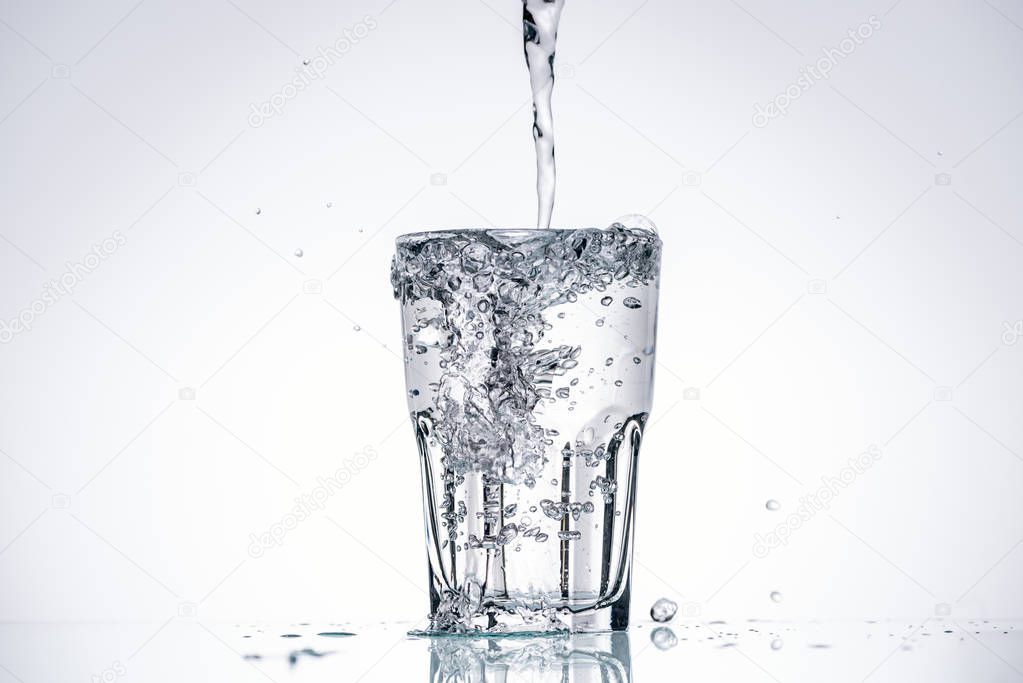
[1,0,1022,677]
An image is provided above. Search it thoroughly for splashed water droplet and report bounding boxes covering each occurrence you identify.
[614,213,658,235]
[650,597,678,622]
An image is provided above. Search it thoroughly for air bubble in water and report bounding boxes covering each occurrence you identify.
[623,296,642,309]
[600,296,613,306]
[255,208,262,215]
[766,499,780,511]
[770,591,783,603]
[651,627,678,650]
[650,597,678,622]
[294,249,304,258]
[353,325,361,331]
[326,201,332,208]
[496,523,518,546]
[771,638,783,650]
[302,58,310,65]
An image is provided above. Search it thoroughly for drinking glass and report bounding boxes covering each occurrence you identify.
[391,225,661,634]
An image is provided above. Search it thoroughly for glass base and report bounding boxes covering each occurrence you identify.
[417,568,633,637]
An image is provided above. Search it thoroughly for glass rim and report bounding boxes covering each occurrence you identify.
[394,226,661,245]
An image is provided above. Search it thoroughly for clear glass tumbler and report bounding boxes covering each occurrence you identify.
[391,225,661,634]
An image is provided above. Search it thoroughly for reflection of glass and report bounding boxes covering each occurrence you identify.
[392,227,662,634]
[426,632,632,683]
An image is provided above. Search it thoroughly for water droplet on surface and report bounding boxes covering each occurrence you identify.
[294,249,304,258]
[303,58,310,65]
[623,296,642,309]
[766,499,780,511]
[651,627,678,650]
[770,591,783,603]
[555,387,570,399]
[595,318,605,327]
[650,597,678,622]
[600,296,613,306]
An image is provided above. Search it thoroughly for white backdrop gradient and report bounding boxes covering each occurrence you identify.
[1,0,1022,678]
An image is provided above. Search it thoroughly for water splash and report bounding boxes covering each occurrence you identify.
[522,0,566,229]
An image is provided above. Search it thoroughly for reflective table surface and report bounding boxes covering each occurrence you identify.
[1,618,1019,681]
